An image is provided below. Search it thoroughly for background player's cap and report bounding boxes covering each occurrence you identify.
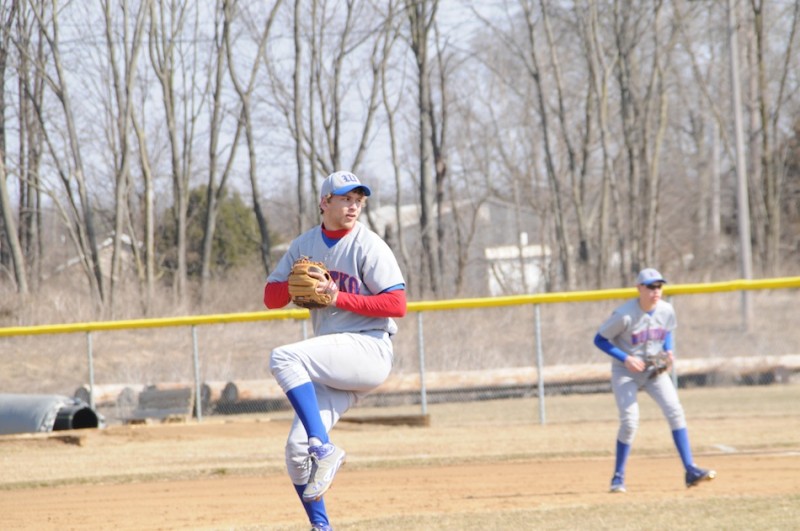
[636,268,667,286]
[320,171,372,198]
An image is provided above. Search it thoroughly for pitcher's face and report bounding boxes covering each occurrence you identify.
[320,191,366,230]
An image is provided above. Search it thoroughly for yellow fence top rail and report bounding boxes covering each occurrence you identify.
[0,308,310,337]
[409,276,800,311]
[1,276,798,338]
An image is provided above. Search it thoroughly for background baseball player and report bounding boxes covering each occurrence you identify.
[593,268,716,493]
[264,171,406,531]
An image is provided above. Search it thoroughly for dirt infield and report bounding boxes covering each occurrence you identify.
[1,387,799,530]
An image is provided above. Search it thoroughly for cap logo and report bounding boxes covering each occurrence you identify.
[636,268,666,285]
[321,170,372,199]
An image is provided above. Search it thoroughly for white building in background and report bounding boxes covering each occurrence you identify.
[50,233,139,282]
[484,232,551,296]
[369,198,549,297]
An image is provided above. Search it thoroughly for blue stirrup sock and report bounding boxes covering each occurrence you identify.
[293,483,329,526]
[286,382,329,444]
[614,439,631,476]
[672,428,694,469]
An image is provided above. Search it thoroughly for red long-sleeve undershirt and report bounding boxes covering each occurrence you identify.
[264,225,406,318]
[263,281,406,318]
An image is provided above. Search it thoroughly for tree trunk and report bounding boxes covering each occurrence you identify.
[407,0,441,296]
[102,0,147,317]
[0,3,28,294]
[521,3,572,290]
[225,0,282,276]
[148,0,196,305]
[32,1,104,307]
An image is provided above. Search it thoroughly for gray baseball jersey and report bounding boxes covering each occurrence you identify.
[597,298,677,365]
[268,221,405,336]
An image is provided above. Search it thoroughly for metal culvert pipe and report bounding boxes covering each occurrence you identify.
[53,403,100,431]
[0,394,101,435]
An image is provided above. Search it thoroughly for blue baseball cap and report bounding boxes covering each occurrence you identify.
[320,171,372,199]
[636,268,667,286]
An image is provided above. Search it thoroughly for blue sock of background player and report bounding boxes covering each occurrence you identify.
[286,382,329,445]
[613,439,631,478]
[293,483,330,527]
[671,427,695,470]
[615,429,696,479]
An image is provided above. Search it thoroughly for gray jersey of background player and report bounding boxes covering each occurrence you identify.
[593,268,716,493]
[264,170,406,531]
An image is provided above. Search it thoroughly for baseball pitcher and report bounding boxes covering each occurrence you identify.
[264,171,406,531]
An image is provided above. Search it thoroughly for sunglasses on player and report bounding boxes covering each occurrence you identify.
[643,283,665,290]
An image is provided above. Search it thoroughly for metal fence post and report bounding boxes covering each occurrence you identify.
[86,332,95,410]
[417,312,427,415]
[535,305,546,425]
[191,325,202,422]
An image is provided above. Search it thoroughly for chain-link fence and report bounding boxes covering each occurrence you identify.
[2,278,799,428]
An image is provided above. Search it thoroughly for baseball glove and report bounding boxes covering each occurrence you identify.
[644,351,671,379]
[288,257,334,309]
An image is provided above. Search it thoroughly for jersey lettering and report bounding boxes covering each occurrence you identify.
[330,270,361,295]
[631,327,667,345]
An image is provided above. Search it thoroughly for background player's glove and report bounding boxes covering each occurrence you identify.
[288,257,334,309]
[645,351,671,379]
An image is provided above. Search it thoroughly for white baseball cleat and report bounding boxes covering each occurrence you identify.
[303,443,346,502]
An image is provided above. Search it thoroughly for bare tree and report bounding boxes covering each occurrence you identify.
[747,0,800,274]
[671,1,729,271]
[540,1,601,286]
[266,2,391,229]
[309,2,387,176]
[429,20,451,293]
[0,152,27,294]
[130,106,157,313]
[518,1,573,290]
[581,0,625,286]
[540,2,593,277]
[27,0,105,308]
[224,0,283,276]
[196,0,243,304]
[611,1,681,273]
[15,2,46,290]
[147,0,201,305]
[406,0,441,296]
[0,2,28,294]
[292,0,306,233]
[101,0,148,316]
[379,1,413,290]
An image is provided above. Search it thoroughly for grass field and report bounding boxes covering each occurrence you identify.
[1,384,798,530]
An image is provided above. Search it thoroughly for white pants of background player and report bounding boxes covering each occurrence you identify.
[611,363,687,444]
[270,330,393,485]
